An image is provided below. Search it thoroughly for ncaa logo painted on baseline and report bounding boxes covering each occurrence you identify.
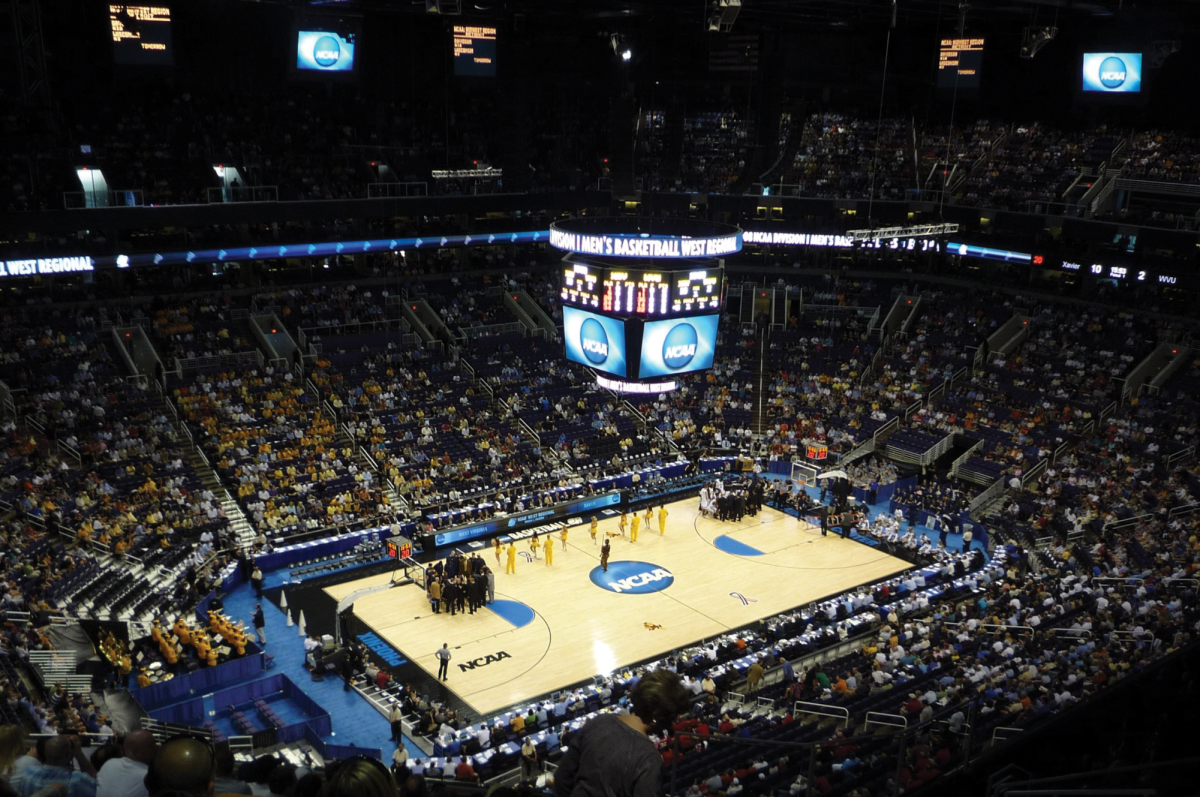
[662,322,698,369]
[1098,56,1126,89]
[313,36,342,68]
[579,318,610,364]
[590,560,674,594]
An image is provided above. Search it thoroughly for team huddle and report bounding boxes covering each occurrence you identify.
[425,506,673,611]
[698,476,766,522]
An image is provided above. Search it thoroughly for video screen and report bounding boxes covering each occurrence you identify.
[296,30,357,72]
[638,314,719,379]
[1082,52,1142,93]
[109,5,174,66]
[563,307,628,378]
[453,25,497,77]
[937,38,983,89]
[562,264,723,317]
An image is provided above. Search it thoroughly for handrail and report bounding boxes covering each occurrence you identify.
[1102,511,1153,532]
[991,726,1024,745]
[1052,628,1092,639]
[1091,577,1143,590]
[1166,446,1196,467]
[1020,458,1047,489]
[942,622,1034,636]
[1168,501,1200,518]
[793,701,850,729]
[864,711,907,730]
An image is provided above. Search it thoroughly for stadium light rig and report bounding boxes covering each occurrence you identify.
[1150,40,1180,68]
[425,0,461,14]
[708,0,741,33]
[1020,26,1057,59]
[845,223,958,242]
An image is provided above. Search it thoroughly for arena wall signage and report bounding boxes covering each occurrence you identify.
[549,228,741,259]
[0,256,94,277]
[430,491,622,548]
[947,242,1032,263]
[742,230,942,251]
[90,231,547,272]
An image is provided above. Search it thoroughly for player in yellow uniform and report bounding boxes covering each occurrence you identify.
[560,528,568,551]
[545,538,554,566]
[506,543,517,574]
[630,512,640,543]
[530,533,540,560]
[618,512,627,537]
[658,505,669,535]
[589,516,599,545]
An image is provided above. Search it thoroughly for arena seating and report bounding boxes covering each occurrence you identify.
[0,261,1197,797]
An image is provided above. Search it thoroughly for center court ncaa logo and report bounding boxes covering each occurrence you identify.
[591,560,674,594]
[580,318,609,364]
[313,35,342,68]
[662,322,698,369]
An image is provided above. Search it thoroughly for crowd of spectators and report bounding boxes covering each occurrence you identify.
[1,257,1200,797]
[176,367,389,535]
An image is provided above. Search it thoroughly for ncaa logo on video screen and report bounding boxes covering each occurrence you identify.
[591,560,674,594]
[1098,56,1127,89]
[662,322,698,369]
[313,36,342,68]
[580,318,609,364]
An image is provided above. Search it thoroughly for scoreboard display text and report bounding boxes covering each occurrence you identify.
[562,264,722,317]
[937,38,983,89]
[453,25,497,77]
[109,4,174,65]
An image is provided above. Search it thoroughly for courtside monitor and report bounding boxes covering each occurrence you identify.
[109,5,174,66]
[297,29,357,72]
[563,307,628,378]
[1082,52,1142,93]
[638,314,719,379]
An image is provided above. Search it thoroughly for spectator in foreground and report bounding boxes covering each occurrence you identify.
[0,725,28,782]
[212,747,251,796]
[18,736,96,797]
[323,757,398,797]
[553,669,690,797]
[96,730,157,797]
[144,736,213,797]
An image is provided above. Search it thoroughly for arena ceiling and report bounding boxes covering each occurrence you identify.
[294,0,1200,26]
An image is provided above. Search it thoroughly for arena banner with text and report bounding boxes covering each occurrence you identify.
[429,491,622,548]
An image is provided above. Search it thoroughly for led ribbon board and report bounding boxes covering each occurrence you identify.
[100,231,549,271]
[549,219,742,259]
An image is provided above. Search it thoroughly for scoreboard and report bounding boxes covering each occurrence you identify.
[561,264,723,317]
[938,38,984,89]
[453,25,497,77]
[109,5,174,66]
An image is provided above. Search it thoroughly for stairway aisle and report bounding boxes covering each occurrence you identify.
[751,323,770,438]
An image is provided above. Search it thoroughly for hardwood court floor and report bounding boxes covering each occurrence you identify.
[326,499,907,717]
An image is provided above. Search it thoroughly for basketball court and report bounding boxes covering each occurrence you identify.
[325,498,908,717]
